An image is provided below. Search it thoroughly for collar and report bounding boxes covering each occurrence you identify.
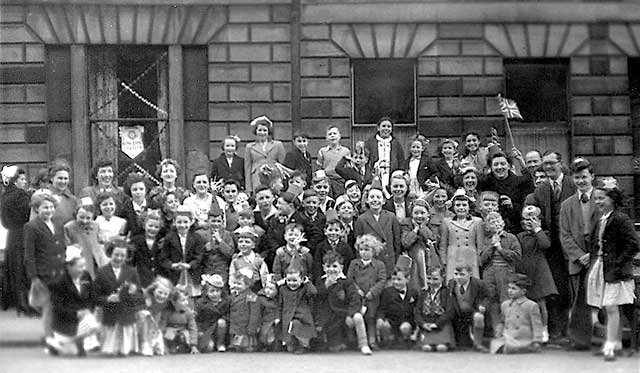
[553,173,564,186]
[361,259,372,266]
[396,287,408,294]
[321,272,346,280]
[509,296,528,306]
[578,188,593,200]
[238,250,256,262]
[600,210,613,222]
[328,239,339,247]
[429,285,442,294]
[375,134,392,144]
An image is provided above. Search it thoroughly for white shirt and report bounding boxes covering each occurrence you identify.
[408,158,421,180]
[178,233,188,253]
[112,266,121,279]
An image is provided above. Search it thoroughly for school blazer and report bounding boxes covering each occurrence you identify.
[94,264,141,326]
[403,156,433,189]
[24,218,66,283]
[335,156,374,189]
[158,230,205,285]
[210,153,245,187]
[559,193,600,275]
[283,147,313,186]
[526,176,576,231]
[433,158,457,189]
[590,210,640,282]
[49,271,95,336]
[354,210,401,274]
[447,277,490,315]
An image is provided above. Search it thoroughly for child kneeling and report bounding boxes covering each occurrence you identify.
[375,267,418,348]
[415,266,456,352]
[315,251,373,355]
[196,274,229,352]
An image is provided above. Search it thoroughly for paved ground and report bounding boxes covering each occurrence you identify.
[0,310,637,373]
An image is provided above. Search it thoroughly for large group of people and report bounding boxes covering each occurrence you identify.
[0,115,638,361]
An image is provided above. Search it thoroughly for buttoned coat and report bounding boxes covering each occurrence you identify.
[494,296,543,352]
[244,140,286,193]
[354,209,401,274]
[94,263,142,326]
[24,218,66,284]
[158,230,205,285]
[559,193,600,275]
[277,282,317,342]
[210,153,245,187]
[376,286,418,327]
[590,210,640,283]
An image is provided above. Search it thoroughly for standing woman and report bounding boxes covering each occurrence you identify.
[244,116,286,194]
[48,160,78,228]
[149,159,190,208]
[364,117,405,193]
[1,166,34,315]
[80,160,127,216]
[586,178,639,361]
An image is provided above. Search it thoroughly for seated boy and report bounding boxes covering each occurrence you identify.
[376,267,417,348]
[312,219,354,282]
[449,263,490,352]
[490,273,543,354]
[314,251,373,355]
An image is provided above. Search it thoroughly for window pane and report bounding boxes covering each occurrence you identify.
[504,58,568,122]
[353,59,415,124]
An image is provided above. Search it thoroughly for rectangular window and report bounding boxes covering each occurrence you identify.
[352,59,416,125]
[88,46,168,184]
[504,58,569,123]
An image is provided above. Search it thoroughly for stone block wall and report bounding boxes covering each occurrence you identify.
[208,4,293,158]
[0,6,49,176]
[570,53,634,192]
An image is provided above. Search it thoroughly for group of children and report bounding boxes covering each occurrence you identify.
[27,120,577,358]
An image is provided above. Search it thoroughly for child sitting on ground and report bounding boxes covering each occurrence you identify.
[490,274,543,354]
[164,288,199,354]
[347,234,387,350]
[252,276,281,351]
[415,266,456,352]
[314,251,373,355]
[376,267,417,348]
[277,265,317,354]
[196,274,229,353]
[449,263,490,352]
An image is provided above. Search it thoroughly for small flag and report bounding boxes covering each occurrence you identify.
[497,94,523,120]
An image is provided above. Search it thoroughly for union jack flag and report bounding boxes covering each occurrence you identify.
[498,94,523,120]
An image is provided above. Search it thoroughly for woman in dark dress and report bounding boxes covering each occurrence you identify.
[1,166,34,315]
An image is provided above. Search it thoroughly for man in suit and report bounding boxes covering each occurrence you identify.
[354,184,401,274]
[526,151,576,341]
[559,158,600,350]
[210,136,245,187]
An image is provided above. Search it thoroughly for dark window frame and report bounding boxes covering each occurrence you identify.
[504,58,570,124]
[351,58,417,127]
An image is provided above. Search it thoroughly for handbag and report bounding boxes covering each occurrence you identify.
[28,280,49,309]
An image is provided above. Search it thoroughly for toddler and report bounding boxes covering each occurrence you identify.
[229,271,259,352]
[277,265,317,354]
[164,288,199,354]
[196,274,229,352]
[252,278,281,351]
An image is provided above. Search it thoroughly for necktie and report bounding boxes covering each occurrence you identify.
[580,193,589,204]
[460,285,465,295]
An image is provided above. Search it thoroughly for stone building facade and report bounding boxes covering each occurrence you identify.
[0,1,638,217]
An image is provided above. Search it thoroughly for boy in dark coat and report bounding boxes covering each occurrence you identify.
[314,251,373,355]
[283,130,313,187]
[312,219,354,282]
[376,267,418,348]
[449,263,490,352]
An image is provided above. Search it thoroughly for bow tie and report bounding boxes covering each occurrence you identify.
[397,289,406,295]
